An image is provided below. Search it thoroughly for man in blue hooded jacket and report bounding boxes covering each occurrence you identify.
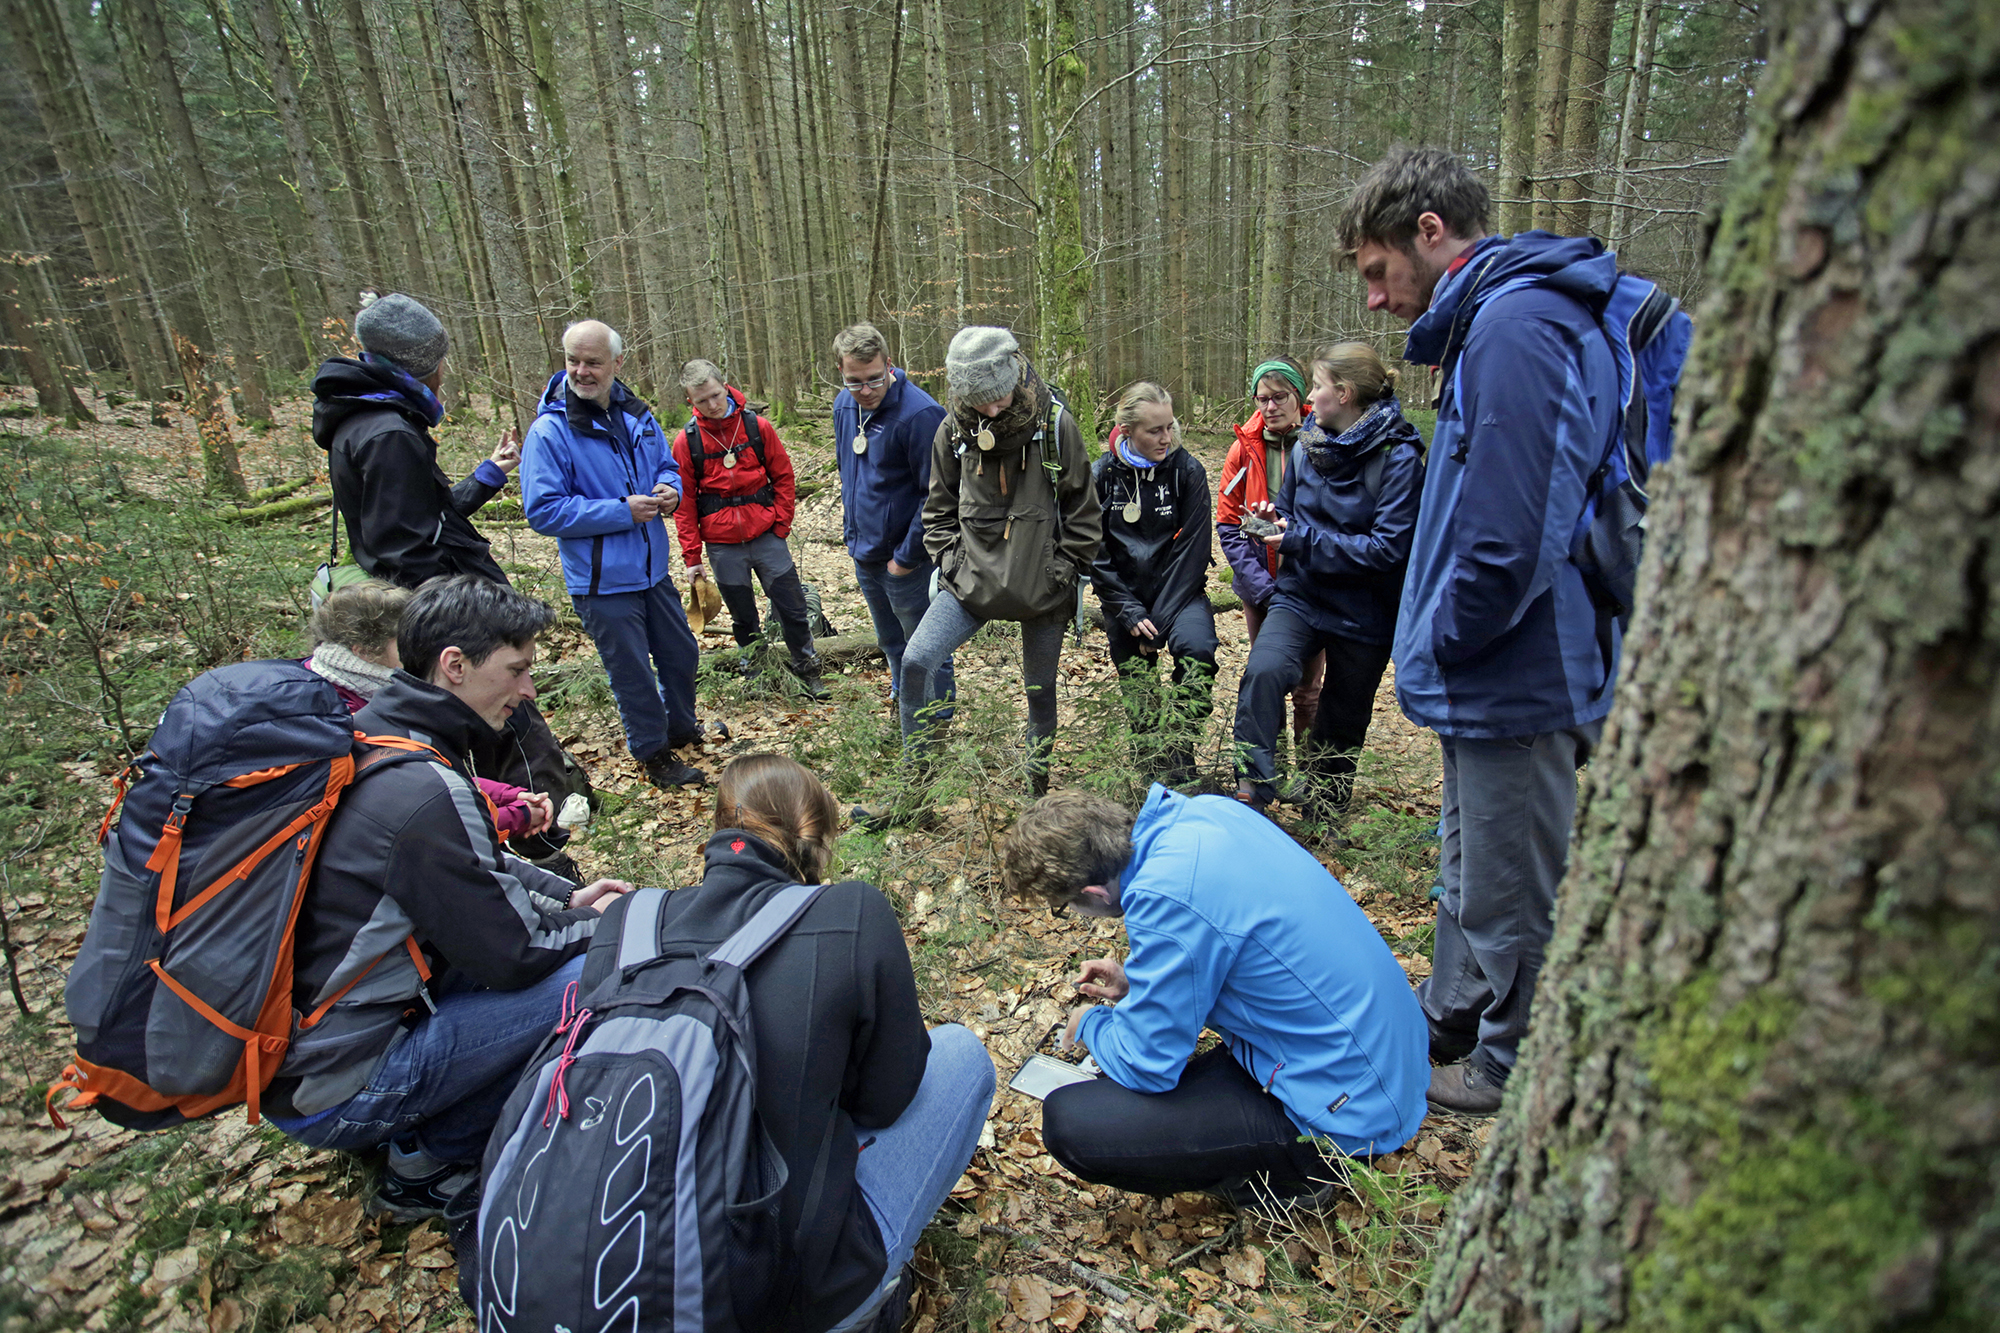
[830,322,953,711]
[1339,149,1619,1114]
[1002,788,1428,1203]
[521,320,706,788]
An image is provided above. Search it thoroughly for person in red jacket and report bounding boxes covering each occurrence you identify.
[670,359,828,701]
[1217,357,1324,748]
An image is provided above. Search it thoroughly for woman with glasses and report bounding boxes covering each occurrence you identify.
[1090,382,1217,788]
[1231,343,1425,821]
[1218,358,1326,756]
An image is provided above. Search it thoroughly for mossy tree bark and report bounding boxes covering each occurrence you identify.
[1413,1,2000,1328]
[1026,0,1095,442]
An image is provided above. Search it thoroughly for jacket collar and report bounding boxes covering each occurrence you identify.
[699,828,799,888]
[310,356,443,438]
[1405,231,1616,367]
[538,372,648,437]
[352,669,495,768]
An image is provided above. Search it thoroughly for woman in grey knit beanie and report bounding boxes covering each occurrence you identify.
[852,327,1104,830]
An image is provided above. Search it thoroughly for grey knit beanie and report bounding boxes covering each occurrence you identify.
[944,326,1021,405]
[355,293,450,378]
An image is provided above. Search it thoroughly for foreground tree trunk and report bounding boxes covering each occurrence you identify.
[1414,1,2000,1328]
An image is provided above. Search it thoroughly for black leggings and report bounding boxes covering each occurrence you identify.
[1041,1047,1334,1197]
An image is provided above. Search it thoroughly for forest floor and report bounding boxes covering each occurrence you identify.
[0,382,1488,1333]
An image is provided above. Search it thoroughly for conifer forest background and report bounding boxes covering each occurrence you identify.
[3,0,1764,434]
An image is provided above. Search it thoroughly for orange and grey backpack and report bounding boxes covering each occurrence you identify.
[49,660,453,1131]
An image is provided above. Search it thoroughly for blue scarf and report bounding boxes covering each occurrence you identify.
[1109,427,1168,472]
[1300,396,1401,476]
[358,352,444,427]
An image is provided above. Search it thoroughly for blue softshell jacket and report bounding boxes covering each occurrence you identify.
[1271,399,1425,645]
[521,373,684,597]
[1393,231,1622,738]
[833,369,948,568]
[1076,786,1429,1157]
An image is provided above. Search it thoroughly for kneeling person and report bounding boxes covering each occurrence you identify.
[266,576,632,1220]
[1002,788,1427,1203]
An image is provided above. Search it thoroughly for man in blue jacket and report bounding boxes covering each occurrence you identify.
[521,320,706,788]
[831,322,953,711]
[1340,149,1619,1114]
[1002,788,1428,1204]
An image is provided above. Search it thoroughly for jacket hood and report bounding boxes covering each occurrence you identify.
[352,669,496,765]
[311,355,442,448]
[1406,231,1617,367]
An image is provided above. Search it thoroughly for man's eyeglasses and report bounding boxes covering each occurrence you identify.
[1252,393,1295,408]
[842,372,894,392]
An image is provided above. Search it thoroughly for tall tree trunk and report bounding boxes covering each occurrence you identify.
[173,333,248,500]
[1559,0,1619,235]
[7,0,166,417]
[298,0,383,280]
[1414,1,2000,1327]
[689,0,735,371]
[436,0,546,432]
[726,0,787,396]
[125,0,279,424]
[1608,0,1666,253]
[520,0,593,314]
[0,249,93,424]
[922,0,967,327]
[1533,0,1580,229]
[338,0,433,294]
[584,8,644,337]
[1162,0,1189,394]
[1497,0,1539,234]
[1254,0,1297,353]
[862,1,907,329]
[603,0,678,377]
[244,0,349,307]
[1025,0,1094,439]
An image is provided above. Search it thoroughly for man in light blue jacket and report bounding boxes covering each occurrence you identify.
[1340,149,1620,1114]
[521,320,706,788]
[1002,788,1427,1204]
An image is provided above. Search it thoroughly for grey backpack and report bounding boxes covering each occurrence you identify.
[476,883,826,1332]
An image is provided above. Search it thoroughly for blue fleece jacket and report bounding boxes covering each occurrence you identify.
[521,373,683,596]
[833,370,948,568]
[1076,786,1428,1157]
[1271,397,1424,645]
[1393,232,1622,738]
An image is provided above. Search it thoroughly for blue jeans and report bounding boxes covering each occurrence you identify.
[853,558,952,712]
[826,1024,995,1332]
[572,578,701,760]
[270,956,585,1165]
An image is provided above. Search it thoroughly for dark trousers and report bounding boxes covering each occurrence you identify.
[572,577,701,762]
[1106,600,1217,779]
[1042,1047,1332,1198]
[709,531,818,669]
[1232,607,1391,806]
[1420,721,1600,1083]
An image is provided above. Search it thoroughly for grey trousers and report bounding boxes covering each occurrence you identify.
[901,590,1067,772]
[1418,720,1602,1084]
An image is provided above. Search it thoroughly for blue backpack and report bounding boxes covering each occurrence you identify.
[1569,273,1694,623]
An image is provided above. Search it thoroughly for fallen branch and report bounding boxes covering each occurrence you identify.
[1166,1218,1241,1268]
[979,1225,1137,1329]
[217,492,331,523]
[240,476,316,505]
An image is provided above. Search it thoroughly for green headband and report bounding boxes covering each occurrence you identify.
[1249,359,1306,402]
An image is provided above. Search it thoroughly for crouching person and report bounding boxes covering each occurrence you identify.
[265,575,632,1220]
[1002,788,1427,1205]
[549,756,995,1332]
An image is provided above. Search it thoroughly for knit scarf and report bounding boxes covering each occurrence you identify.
[1300,396,1401,477]
[307,642,396,700]
[357,353,444,427]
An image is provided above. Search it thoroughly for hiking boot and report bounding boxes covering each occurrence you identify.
[643,753,708,788]
[790,659,831,702]
[1427,1061,1505,1116]
[1029,768,1050,799]
[366,1158,478,1223]
[531,849,585,886]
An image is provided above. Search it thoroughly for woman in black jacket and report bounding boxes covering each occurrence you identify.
[1091,382,1216,787]
[665,755,994,1332]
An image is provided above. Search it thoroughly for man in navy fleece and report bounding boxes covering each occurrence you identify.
[1340,148,1620,1115]
[1002,788,1427,1205]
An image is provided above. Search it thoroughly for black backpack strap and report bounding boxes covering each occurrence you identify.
[711,883,828,969]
